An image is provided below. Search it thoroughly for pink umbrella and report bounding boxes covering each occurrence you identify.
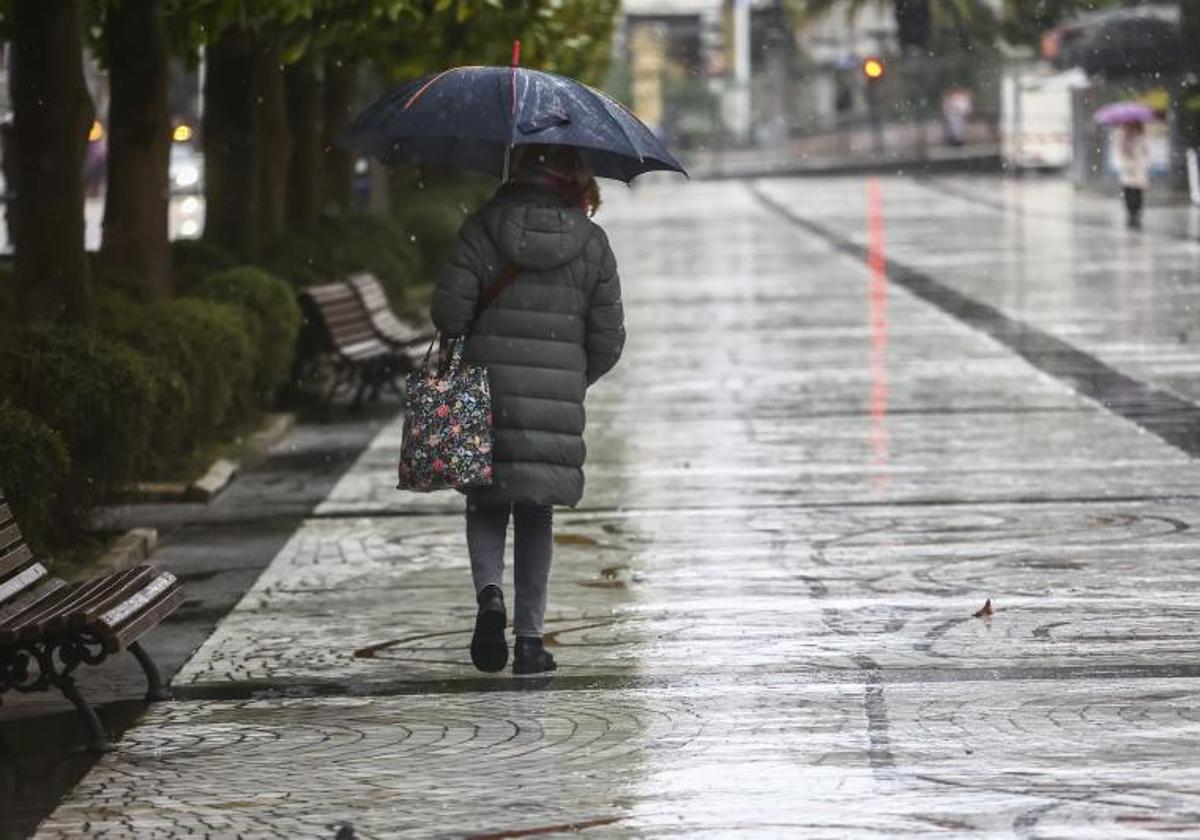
[1094,102,1155,125]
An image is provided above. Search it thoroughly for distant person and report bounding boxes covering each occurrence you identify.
[1115,121,1149,230]
[941,87,972,147]
[431,144,625,676]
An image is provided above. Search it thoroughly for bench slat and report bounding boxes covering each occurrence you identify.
[4,576,114,641]
[0,523,23,554]
[0,575,64,627]
[0,503,13,528]
[107,583,185,652]
[0,563,50,615]
[347,274,432,348]
[96,571,179,631]
[53,566,157,632]
[0,544,33,581]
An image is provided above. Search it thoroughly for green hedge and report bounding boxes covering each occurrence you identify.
[0,326,158,503]
[163,297,259,427]
[0,401,69,552]
[171,238,238,294]
[96,290,199,459]
[392,186,480,277]
[259,213,422,307]
[193,267,301,402]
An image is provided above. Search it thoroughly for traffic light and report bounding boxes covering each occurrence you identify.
[862,57,885,82]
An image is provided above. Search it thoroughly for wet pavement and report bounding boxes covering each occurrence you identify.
[28,175,1200,837]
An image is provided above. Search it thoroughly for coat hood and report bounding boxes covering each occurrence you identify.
[479,183,593,271]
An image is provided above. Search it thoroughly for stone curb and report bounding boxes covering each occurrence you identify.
[186,458,239,502]
[242,412,297,468]
[66,527,158,582]
[132,412,296,504]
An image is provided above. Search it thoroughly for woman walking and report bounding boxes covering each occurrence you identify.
[1115,121,1149,230]
[431,144,625,676]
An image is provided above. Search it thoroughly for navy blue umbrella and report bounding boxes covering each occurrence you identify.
[343,63,686,182]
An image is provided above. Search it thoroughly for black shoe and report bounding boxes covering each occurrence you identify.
[512,636,557,676]
[470,585,508,673]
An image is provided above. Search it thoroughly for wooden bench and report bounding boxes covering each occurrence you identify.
[0,489,184,752]
[345,272,433,364]
[298,282,404,411]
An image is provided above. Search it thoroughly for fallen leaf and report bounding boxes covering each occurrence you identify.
[578,579,628,590]
[973,598,993,618]
[554,532,599,546]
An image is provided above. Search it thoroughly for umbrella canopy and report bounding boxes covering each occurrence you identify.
[343,65,686,182]
[1094,102,1156,126]
[1076,11,1184,78]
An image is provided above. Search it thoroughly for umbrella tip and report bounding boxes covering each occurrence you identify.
[512,39,521,68]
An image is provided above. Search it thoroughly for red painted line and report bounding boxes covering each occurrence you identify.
[866,177,890,488]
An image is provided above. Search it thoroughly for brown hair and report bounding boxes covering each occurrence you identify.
[510,144,601,216]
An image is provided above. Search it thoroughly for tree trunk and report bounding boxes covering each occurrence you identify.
[99,0,172,301]
[285,58,321,231]
[320,58,356,214]
[256,45,289,244]
[202,29,260,259]
[11,0,94,324]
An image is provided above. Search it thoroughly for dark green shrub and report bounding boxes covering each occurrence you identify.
[0,401,70,552]
[324,212,423,303]
[162,298,258,428]
[393,188,476,276]
[89,255,151,303]
[96,289,194,460]
[256,234,327,288]
[0,326,157,502]
[193,267,301,402]
[101,293,256,438]
[259,213,423,306]
[171,238,237,294]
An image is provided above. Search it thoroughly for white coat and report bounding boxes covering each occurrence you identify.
[1115,128,1149,189]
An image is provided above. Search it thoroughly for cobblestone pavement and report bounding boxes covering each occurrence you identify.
[36,177,1200,837]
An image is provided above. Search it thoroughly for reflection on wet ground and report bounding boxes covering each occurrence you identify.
[35,176,1200,837]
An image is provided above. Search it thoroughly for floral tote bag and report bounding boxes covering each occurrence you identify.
[396,337,493,492]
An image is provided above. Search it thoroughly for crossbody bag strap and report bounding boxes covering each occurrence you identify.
[477,262,520,314]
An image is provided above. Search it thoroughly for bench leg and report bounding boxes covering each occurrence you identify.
[322,360,353,420]
[128,641,172,702]
[351,365,371,411]
[57,674,113,753]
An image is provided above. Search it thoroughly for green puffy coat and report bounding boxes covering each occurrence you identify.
[431,182,625,507]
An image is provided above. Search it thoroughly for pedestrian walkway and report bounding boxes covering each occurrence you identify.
[36,177,1200,837]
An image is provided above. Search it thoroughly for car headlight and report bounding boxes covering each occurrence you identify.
[174,163,199,188]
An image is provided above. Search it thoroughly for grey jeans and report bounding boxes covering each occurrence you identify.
[466,494,553,638]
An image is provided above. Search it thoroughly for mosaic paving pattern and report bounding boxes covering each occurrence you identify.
[36,177,1200,837]
[38,680,1200,837]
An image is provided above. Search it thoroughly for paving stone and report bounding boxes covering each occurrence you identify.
[32,176,1200,837]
